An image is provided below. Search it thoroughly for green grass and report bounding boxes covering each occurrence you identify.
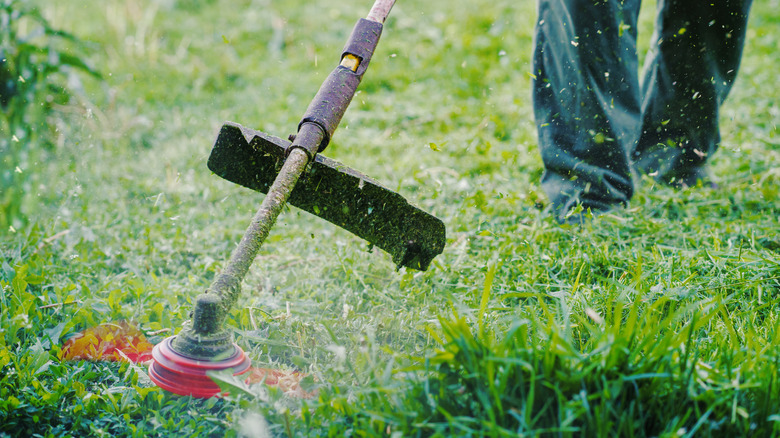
[1,0,779,436]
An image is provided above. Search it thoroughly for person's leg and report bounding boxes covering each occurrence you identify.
[632,0,753,186]
[533,0,642,221]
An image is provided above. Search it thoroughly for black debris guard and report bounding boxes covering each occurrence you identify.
[208,122,445,271]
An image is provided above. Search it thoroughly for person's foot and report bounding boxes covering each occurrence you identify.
[542,171,631,224]
[632,145,715,189]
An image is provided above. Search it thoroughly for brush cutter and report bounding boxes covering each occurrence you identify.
[148,0,446,397]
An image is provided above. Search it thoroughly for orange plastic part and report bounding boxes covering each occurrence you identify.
[61,321,154,363]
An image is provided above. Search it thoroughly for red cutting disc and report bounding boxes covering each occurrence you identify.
[148,336,251,398]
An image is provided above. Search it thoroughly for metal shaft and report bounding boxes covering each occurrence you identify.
[367,0,396,23]
[206,124,324,314]
[218,150,309,297]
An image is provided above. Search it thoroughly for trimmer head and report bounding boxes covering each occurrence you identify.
[148,336,251,398]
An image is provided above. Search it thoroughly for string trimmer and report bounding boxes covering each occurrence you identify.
[148,0,446,397]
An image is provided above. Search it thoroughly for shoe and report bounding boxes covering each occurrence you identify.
[632,144,715,189]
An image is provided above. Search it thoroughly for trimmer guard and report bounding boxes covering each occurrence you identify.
[208,122,446,271]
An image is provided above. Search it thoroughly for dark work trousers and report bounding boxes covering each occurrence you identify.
[532,0,752,220]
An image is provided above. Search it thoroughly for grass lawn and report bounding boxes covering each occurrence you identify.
[1,0,779,436]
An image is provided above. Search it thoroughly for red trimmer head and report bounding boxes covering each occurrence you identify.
[148,336,251,398]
